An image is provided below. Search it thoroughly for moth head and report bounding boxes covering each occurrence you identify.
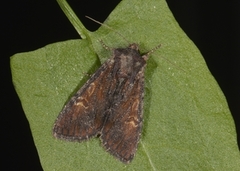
[129,43,139,51]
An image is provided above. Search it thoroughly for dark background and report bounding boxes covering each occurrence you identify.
[2,1,239,170]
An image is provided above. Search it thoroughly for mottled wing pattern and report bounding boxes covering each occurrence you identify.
[53,57,115,141]
[53,43,152,164]
[99,46,146,163]
[100,70,144,163]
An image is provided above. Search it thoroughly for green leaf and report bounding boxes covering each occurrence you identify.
[11,0,240,170]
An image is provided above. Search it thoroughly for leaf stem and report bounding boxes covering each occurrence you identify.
[56,0,89,39]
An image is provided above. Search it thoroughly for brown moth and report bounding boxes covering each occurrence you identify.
[53,42,160,163]
[53,18,160,164]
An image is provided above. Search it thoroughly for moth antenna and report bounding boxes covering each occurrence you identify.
[85,16,130,45]
[86,16,185,72]
[99,40,113,51]
[145,44,161,58]
[158,54,187,73]
[144,44,186,72]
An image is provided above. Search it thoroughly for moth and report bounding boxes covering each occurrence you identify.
[53,18,161,164]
